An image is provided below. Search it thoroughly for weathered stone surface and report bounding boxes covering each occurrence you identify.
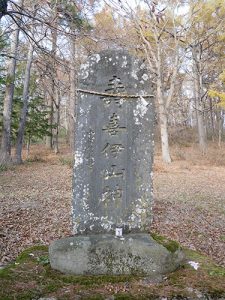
[49,234,183,276]
[49,50,183,277]
[72,49,155,235]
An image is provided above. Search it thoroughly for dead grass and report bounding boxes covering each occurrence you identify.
[154,141,225,171]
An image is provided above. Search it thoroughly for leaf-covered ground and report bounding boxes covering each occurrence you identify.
[152,144,225,267]
[0,143,225,268]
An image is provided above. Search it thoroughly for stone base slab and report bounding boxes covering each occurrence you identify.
[49,234,184,277]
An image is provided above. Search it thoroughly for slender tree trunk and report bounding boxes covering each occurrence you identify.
[196,104,207,153]
[26,135,31,158]
[218,109,224,147]
[192,46,207,154]
[46,12,58,149]
[45,94,54,148]
[218,120,222,148]
[157,92,172,163]
[156,52,171,164]
[222,110,225,138]
[53,87,61,154]
[0,23,20,164]
[15,42,34,164]
[209,97,215,141]
[69,34,77,154]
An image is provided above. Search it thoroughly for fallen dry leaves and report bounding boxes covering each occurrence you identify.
[152,153,225,267]
[0,155,72,265]
[0,144,225,268]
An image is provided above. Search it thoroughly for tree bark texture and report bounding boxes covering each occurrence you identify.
[0,23,20,164]
[156,45,172,164]
[53,87,61,154]
[69,34,77,154]
[46,20,58,149]
[157,78,172,164]
[15,42,34,164]
[192,46,207,154]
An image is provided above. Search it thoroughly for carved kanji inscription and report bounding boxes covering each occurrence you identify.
[101,76,125,107]
[101,185,123,208]
[102,113,126,136]
[73,50,154,235]
[101,143,125,158]
[103,165,125,181]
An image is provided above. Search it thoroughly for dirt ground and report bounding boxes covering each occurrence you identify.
[0,143,225,267]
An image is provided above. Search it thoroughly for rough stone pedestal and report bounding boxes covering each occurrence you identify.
[49,234,183,277]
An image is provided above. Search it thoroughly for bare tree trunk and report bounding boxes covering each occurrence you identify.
[192,46,207,154]
[218,109,224,148]
[45,94,54,148]
[46,10,58,149]
[0,23,20,164]
[209,97,215,141]
[69,34,77,154]
[53,87,61,154]
[157,86,172,163]
[156,47,172,164]
[15,42,34,164]
[26,135,31,158]
[196,104,207,153]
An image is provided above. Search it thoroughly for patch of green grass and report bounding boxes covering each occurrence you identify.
[0,164,8,172]
[0,297,11,300]
[209,269,225,276]
[76,274,133,286]
[183,248,225,277]
[83,296,104,300]
[0,265,15,280]
[114,294,137,300]
[0,278,42,300]
[45,282,61,293]
[11,290,42,300]
[37,255,50,266]
[0,163,15,173]
[44,264,134,286]
[0,262,11,275]
[220,235,225,241]
[166,248,225,298]
[15,245,48,264]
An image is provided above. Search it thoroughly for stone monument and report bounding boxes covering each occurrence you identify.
[49,50,182,277]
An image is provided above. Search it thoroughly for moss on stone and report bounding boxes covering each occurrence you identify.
[151,233,180,253]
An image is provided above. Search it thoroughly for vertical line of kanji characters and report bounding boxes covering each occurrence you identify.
[100,77,127,216]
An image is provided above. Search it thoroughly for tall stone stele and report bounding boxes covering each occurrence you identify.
[49,50,182,277]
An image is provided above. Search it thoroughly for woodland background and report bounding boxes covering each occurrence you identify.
[0,0,225,165]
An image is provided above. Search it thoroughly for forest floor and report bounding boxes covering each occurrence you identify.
[1,142,225,299]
